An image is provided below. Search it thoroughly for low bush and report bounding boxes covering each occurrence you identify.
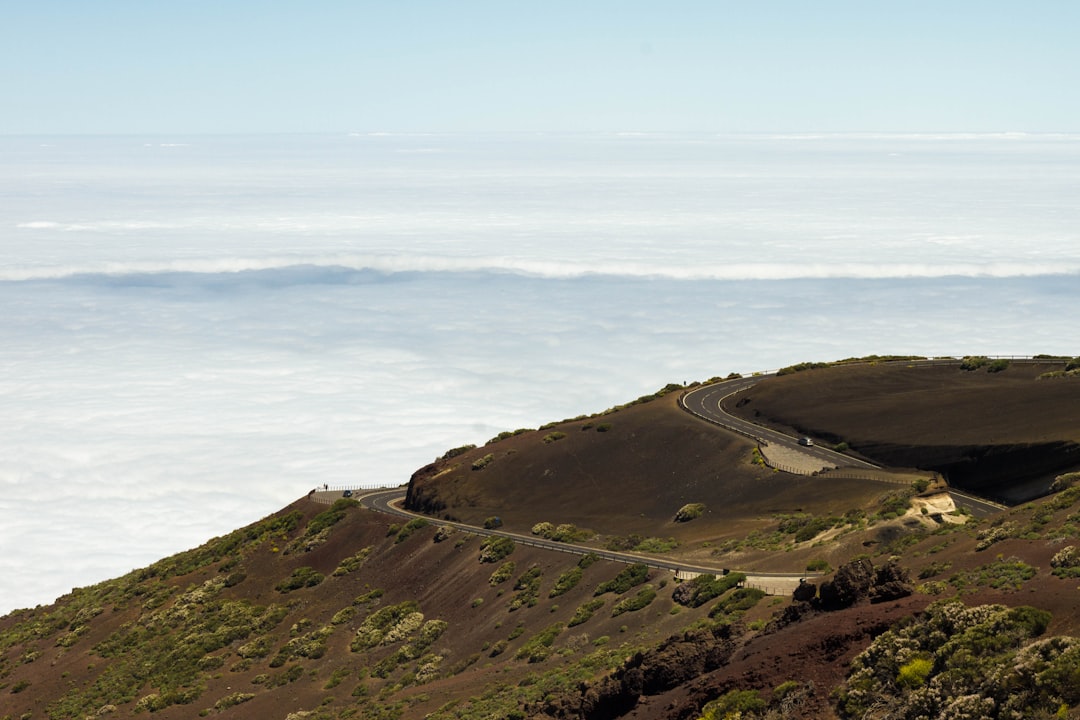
[671,572,745,608]
[549,567,584,598]
[611,586,657,616]
[567,599,606,627]
[595,564,650,596]
[275,567,325,593]
[395,518,430,544]
[471,453,495,471]
[489,561,516,585]
[479,536,515,563]
[440,444,476,460]
[674,503,706,522]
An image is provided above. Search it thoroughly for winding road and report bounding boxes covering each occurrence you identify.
[327,364,1012,594]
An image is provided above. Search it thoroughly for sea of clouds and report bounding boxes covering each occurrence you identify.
[2,132,1078,613]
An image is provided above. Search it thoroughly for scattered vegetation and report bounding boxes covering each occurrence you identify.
[542,431,567,444]
[837,602,1073,719]
[394,517,430,543]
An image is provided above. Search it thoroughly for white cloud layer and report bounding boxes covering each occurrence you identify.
[1,133,1078,613]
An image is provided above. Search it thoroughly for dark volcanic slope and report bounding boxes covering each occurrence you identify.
[727,360,1080,500]
[406,393,895,542]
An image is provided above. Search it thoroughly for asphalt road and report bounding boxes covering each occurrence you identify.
[346,488,809,594]
[681,376,879,470]
[680,373,1006,517]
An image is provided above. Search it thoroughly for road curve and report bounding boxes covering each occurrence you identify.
[681,376,879,470]
[345,488,812,594]
[680,372,1006,517]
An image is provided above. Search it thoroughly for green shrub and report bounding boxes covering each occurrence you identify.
[508,565,543,611]
[595,564,650,596]
[896,657,933,689]
[514,623,564,663]
[710,587,765,617]
[673,572,745,608]
[549,567,584,598]
[988,359,1010,373]
[472,453,495,471]
[700,689,766,719]
[333,547,373,576]
[395,518,429,544]
[542,432,567,444]
[960,355,990,371]
[479,536,515,563]
[440,444,476,460]
[489,561,516,586]
[568,599,606,627]
[611,586,657,616]
[674,503,706,522]
[275,567,325,593]
[806,558,831,572]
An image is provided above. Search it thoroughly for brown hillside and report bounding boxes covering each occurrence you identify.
[405,392,909,571]
[727,360,1080,502]
[6,361,1080,720]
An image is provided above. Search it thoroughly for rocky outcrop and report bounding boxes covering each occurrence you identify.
[538,624,738,719]
[805,558,912,610]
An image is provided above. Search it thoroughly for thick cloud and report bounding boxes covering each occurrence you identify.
[2,132,1078,613]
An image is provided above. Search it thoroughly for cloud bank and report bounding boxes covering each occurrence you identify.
[1,132,1078,613]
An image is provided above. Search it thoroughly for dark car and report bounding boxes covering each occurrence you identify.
[342,489,353,497]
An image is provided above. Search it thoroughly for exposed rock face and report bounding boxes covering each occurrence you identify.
[809,558,912,610]
[818,557,875,610]
[539,625,738,718]
[792,579,817,603]
[869,558,913,604]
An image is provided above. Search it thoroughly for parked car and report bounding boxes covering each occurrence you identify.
[342,489,353,497]
[798,437,814,447]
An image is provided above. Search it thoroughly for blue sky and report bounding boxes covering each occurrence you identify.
[4,1,1078,134]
